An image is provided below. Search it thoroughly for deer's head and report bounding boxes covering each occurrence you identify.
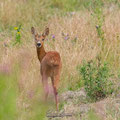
[31,27,49,48]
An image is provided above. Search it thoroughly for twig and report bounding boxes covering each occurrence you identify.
[47,113,73,118]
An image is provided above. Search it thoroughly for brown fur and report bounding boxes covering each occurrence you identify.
[31,27,62,110]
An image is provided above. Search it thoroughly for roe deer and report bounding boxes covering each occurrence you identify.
[31,27,62,110]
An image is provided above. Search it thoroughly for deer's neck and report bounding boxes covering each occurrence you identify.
[37,46,46,63]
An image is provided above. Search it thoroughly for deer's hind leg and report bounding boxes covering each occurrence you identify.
[51,74,60,111]
[42,75,49,101]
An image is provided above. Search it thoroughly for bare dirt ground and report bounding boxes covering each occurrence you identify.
[47,88,120,120]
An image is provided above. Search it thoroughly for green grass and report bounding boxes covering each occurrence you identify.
[87,109,101,120]
[0,70,18,120]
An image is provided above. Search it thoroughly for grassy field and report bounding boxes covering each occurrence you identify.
[0,0,120,120]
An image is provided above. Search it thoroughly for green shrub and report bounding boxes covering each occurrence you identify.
[77,60,113,101]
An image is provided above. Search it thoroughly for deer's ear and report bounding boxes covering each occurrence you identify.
[31,27,35,35]
[42,28,49,37]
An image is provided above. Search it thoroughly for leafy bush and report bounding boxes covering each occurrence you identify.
[77,60,113,101]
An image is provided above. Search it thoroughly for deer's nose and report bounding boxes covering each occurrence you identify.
[37,42,41,47]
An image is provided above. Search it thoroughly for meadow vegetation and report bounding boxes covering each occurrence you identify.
[0,0,120,119]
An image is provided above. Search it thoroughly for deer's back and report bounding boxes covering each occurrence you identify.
[40,51,62,77]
